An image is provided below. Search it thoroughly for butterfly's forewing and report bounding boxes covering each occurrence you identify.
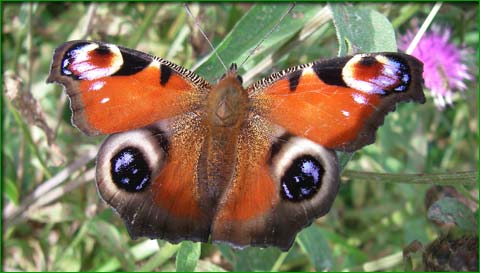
[48,40,211,135]
[250,53,425,151]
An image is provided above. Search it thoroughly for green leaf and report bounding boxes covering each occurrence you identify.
[320,228,367,267]
[4,177,19,205]
[427,197,478,232]
[337,152,354,170]
[51,247,82,271]
[196,260,227,272]
[297,226,333,271]
[93,239,161,271]
[139,241,180,271]
[195,3,323,81]
[87,219,136,271]
[218,244,282,271]
[176,241,201,272]
[329,3,397,55]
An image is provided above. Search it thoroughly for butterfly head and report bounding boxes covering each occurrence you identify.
[207,63,248,128]
[218,63,243,86]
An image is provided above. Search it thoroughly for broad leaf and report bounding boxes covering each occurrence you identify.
[176,241,201,272]
[427,197,478,232]
[297,226,333,271]
[329,3,397,55]
[218,244,282,271]
[196,3,323,81]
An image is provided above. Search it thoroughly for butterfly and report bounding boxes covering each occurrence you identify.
[47,39,425,250]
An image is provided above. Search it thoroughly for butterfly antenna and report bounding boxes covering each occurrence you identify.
[238,3,296,69]
[184,3,228,72]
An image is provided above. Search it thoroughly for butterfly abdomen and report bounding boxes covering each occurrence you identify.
[200,72,250,201]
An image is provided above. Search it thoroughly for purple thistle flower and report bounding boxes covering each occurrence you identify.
[399,26,472,109]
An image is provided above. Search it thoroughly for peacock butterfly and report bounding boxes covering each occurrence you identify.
[47,36,425,250]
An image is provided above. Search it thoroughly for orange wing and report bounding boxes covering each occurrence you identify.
[49,41,214,243]
[211,116,279,246]
[211,116,340,250]
[95,114,213,243]
[249,53,425,152]
[47,40,211,135]
[211,53,425,250]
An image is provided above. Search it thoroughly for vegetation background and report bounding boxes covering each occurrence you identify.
[2,2,478,271]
